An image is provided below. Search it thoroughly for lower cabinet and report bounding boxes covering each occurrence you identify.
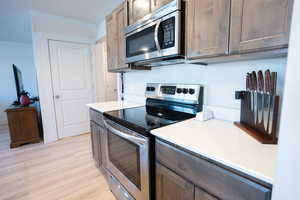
[156,162,218,200]
[156,162,194,200]
[90,110,108,170]
[90,121,102,168]
[195,187,219,200]
[155,139,272,200]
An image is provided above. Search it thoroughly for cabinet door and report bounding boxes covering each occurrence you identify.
[230,0,294,54]
[156,162,194,200]
[128,0,151,25]
[115,2,128,69]
[99,126,108,169]
[96,124,102,167]
[106,13,118,71]
[151,0,173,11]
[195,187,219,200]
[186,0,230,59]
[91,121,102,167]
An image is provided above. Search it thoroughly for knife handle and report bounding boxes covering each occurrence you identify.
[251,71,258,91]
[258,70,264,93]
[265,70,271,94]
[246,74,250,91]
[271,72,277,95]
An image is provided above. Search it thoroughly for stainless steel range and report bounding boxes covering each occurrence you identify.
[103,83,204,200]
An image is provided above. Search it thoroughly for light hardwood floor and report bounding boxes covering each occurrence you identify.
[0,126,115,200]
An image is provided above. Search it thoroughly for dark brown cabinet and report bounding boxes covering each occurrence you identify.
[106,13,117,72]
[90,109,108,169]
[116,2,128,69]
[5,102,42,148]
[151,0,173,11]
[156,162,194,200]
[106,1,129,72]
[155,139,272,200]
[185,0,231,59]
[230,0,294,54]
[90,121,102,168]
[128,0,151,25]
[195,187,219,200]
[128,0,173,25]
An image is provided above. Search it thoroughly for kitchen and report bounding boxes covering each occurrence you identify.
[88,0,294,200]
[0,0,299,199]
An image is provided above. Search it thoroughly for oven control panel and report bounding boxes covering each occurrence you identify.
[145,83,204,104]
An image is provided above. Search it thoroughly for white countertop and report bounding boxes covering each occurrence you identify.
[151,119,277,184]
[87,101,143,113]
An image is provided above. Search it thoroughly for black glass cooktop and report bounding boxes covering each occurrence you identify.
[103,105,196,136]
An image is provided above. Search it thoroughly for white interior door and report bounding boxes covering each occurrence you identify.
[49,40,94,139]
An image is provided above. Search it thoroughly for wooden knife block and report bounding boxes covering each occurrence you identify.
[234,91,279,144]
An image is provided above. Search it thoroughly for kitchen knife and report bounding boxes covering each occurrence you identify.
[251,71,258,125]
[268,72,277,134]
[257,71,264,124]
[264,70,272,132]
[247,73,254,112]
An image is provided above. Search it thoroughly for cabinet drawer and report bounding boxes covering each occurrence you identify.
[156,140,271,200]
[90,109,104,127]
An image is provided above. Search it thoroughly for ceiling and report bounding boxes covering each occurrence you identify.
[0,0,122,43]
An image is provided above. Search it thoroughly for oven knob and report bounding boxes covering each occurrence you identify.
[150,87,155,91]
[176,88,182,94]
[183,88,188,94]
[146,87,151,91]
[189,89,195,95]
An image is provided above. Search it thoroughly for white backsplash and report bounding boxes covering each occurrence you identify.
[123,57,287,121]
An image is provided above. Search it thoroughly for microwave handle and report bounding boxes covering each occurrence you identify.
[154,20,162,52]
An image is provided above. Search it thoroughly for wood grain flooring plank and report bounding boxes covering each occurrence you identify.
[0,129,115,200]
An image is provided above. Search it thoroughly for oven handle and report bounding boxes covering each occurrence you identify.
[154,19,162,52]
[104,119,147,146]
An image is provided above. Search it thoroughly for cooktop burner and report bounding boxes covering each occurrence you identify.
[103,105,195,135]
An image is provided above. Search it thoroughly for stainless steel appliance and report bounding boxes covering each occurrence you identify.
[125,0,183,66]
[103,83,204,200]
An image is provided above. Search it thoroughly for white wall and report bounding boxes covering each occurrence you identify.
[31,12,98,41]
[123,57,287,121]
[272,0,300,199]
[31,12,98,143]
[0,40,38,125]
[96,21,106,40]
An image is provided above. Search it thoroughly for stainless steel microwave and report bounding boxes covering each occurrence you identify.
[124,0,183,65]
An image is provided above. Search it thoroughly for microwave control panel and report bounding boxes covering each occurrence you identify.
[160,17,175,49]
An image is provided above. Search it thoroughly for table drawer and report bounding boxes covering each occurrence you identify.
[156,140,271,200]
[90,109,104,127]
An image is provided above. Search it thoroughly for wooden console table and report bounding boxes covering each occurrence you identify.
[5,102,43,148]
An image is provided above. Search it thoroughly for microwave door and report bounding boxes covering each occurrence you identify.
[125,22,161,63]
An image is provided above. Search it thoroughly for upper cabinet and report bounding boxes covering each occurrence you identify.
[106,2,128,72]
[151,0,173,11]
[106,0,294,68]
[116,3,128,69]
[230,0,294,54]
[128,0,151,25]
[106,13,117,72]
[128,0,173,25]
[185,0,231,59]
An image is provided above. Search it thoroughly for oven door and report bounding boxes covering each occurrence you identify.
[125,10,181,64]
[104,118,150,200]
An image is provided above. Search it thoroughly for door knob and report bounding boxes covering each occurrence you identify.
[55,95,60,99]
